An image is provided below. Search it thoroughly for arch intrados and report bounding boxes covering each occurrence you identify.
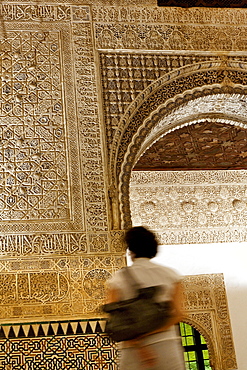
[119,87,247,229]
[137,93,247,162]
[110,61,223,178]
[112,60,247,180]
[136,115,247,166]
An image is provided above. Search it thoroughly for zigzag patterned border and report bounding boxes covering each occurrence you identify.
[0,319,107,339]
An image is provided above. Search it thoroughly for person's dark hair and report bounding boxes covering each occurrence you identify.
[124,226,158,259]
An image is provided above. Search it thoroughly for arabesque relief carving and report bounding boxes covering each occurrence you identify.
[92,5,247,25]
[99,52,224,152]
[95,22,247,52]
[0,272,69,304]
[0,30,69,220]
[100,51,247,155]
[72,21,109,232]
[130,169,247,244]
[183,274,237,370]
[0,233,87,255]
[0,3,110,237]
[0,10,241,361]
[0,254,126,322]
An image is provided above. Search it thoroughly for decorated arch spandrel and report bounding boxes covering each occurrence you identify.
[182,274,237,370]
[110,61,247,229]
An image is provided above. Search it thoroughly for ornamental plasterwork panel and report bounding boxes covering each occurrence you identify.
[93,5,247,26]
[0,231,125,256]
[95,22,247,52]
[0,254,126,322]
[93,5,247,54]
[99,51,247,155]
[72,21,109,233]
[0,3,114,320]
[130,170,247,244]
[183,274,237,370]
[0,26,83,234]
[0,3,109,236]
[99,52,222,152]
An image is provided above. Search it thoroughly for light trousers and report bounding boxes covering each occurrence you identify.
[119,337,185,370]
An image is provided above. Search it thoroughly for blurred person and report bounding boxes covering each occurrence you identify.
[106,226,185,370]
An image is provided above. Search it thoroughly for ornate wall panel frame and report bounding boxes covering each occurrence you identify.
[0,2,112,237]
[0,3,126,321]
[0,20,84,234]
[182,274,237,370]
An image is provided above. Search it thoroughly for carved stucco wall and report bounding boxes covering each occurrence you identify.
[0,3,243,368]
[1,0,247,320]
[0,274,236,370]
[0,2,127,323]
[94,6,247,232]
[130,170,247,244]
[182,274,237,370]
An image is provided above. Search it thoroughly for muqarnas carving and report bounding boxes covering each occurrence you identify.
[130,170,247,244]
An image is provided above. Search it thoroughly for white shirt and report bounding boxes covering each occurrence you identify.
[107,258,182,345]
[108,257,181,302]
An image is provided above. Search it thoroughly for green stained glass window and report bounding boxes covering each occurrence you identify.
[179,323,212,370]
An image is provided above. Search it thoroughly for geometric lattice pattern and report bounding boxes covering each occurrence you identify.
[0,319,119,369]
[0,31,69,221]
[0,335,118,370]
[0,335,118,369]
[99,52,214,151]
